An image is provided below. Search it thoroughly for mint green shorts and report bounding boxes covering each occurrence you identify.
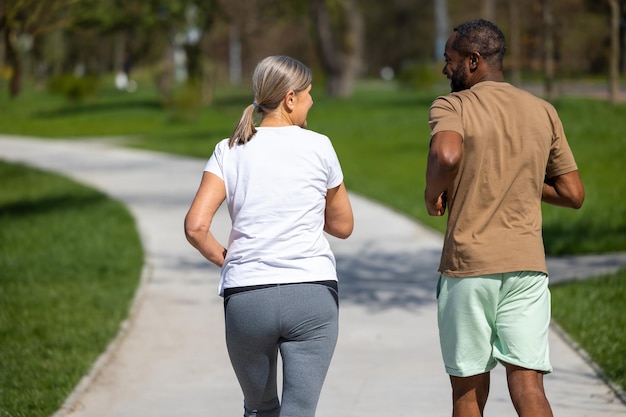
[437,271,552,377]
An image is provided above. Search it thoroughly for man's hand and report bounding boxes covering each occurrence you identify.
[425,130,462,217]
[426,190,447,216]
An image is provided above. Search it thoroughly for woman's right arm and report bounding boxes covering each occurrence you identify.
[324,182,354,239]
[184,171,228,267]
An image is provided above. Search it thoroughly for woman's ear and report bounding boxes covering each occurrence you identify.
[284,90,296,111]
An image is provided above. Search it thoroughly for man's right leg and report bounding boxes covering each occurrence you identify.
[450,373,490,417]
[495,272,553,417]
[506,364,553,417]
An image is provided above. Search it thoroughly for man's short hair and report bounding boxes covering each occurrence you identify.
[453,19,507,69]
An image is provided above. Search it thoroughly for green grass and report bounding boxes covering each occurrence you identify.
[0,162,143,417]
[0,79,625,409]
[542,98,626,254]
[551,270,626,391]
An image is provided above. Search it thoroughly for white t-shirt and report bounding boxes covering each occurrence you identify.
[204,126,344,295]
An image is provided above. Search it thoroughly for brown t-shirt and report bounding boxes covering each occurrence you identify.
[429,81,578,277]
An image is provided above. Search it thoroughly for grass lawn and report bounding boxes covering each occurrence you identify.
[0,79,625,412]
[551,270,626,392]
[0,161,143,417]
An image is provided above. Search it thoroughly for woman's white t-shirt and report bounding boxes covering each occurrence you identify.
[204,126,344,295]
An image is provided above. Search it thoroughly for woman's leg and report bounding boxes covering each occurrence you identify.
[278,284,339,417]
[225,288,282,417]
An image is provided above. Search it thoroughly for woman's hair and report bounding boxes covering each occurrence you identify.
[228,55,313,147]
[453,19,507,70]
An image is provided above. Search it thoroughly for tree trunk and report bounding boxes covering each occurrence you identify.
[157,41,175,100]
[482,0,496,21]
[113,32,128,75]
[4,27,22,98]
[229,24,241,85]
[434,0,450,60]
[541,0,555,101]
[608,0,620,105]
[0,12,5,94]
[619,0,626,75]
[508,0,521,86]
[310,0,364,98]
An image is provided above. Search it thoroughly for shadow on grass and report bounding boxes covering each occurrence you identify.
[34,99,162,118]
[0,193,107,218]
[543,220,626,255]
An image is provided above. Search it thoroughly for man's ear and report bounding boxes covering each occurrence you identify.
[469,52,480,71]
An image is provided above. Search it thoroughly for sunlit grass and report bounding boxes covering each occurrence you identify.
[0,162,143,417]
[551,270,626,391]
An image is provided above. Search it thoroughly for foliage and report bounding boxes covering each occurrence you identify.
[1,0,80,37]
[0,0,82,97]
[162,80,205,122]
[396,61,443,91]
[47,73,100,102]
[0,161,143,417]
[551,270,626,391]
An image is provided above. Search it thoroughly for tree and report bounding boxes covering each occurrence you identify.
[1,0,79,98]
[310,0,364,98]
[482,0,496,21]
[608,0,620,104]
[434,0,449,60]
[541,0,555,101]
[68,0,221,102]
[508,0,522,86]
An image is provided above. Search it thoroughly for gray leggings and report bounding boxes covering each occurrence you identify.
[224,282,339,417]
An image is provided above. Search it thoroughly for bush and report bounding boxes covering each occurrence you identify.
[396,61,442,91]
[47,74,100,102]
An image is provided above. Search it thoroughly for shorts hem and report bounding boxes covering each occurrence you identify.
[445,363,498,377]
[494,357,553,374]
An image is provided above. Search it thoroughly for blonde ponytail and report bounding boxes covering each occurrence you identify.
[228,104,257,148]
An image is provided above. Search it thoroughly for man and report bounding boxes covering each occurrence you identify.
[425,19,585,417]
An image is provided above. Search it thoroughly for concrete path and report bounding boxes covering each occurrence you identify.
[1,135,625,417]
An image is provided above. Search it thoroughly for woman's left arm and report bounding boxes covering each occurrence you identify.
[324,182,354,239]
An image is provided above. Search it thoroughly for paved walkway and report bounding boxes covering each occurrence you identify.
[1,135,626,417]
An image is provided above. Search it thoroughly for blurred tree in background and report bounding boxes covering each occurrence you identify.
[0,0,624,101]
[1,0,80,97]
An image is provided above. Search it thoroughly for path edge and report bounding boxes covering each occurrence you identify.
[50,261,154,417]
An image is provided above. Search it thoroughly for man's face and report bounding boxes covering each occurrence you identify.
[442,33,470,92]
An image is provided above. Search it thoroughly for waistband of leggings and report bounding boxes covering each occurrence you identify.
[223,280,338,298]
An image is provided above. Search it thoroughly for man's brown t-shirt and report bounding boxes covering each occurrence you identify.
[429,81,578,277]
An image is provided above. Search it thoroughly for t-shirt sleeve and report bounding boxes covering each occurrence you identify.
[428,95,464,139]
[546,108,578,178]
[203,139,228,179]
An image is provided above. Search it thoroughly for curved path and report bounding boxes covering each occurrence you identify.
[1,136,625,417]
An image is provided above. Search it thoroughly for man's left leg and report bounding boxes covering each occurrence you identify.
[505,364,553,417]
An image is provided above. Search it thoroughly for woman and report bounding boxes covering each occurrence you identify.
[184,55,353,417]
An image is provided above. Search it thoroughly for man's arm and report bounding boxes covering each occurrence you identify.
[542,170,585,209]
[425,131,463,216]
